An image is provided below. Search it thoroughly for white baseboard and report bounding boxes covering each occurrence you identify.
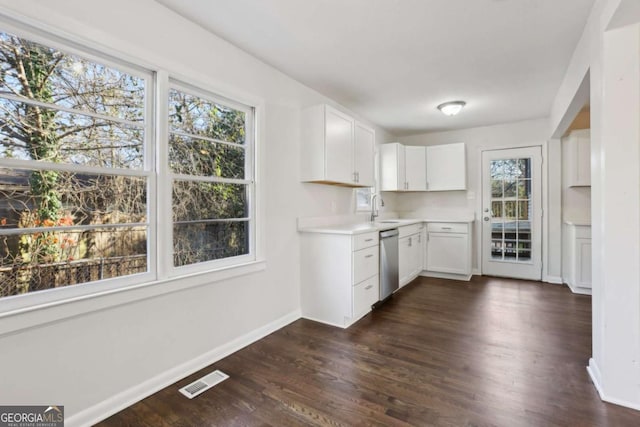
[587,358,604,398]
[300,314,346,329]
[568,282,592,295]
[66,309,301,427]
[544,275,563,285]
[472,268,481,276]
[420,271,472,281]
[587,357,640,411]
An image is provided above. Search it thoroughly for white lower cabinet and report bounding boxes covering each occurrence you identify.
[399,223,424,287]
[563,223,592,294]
[353,275,379,319]
[424,222,472,280]
[399,235,411,286]
[301,231,380,328]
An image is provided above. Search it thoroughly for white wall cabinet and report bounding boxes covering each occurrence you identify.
[564,129,591,187]
[405,146,427,191]
[354,122,376,187]
[425,143,467,191]
[562,222,592,294]
[424,222,472,280]
[301,231,380,328]
[380,143,426,191]
[398,223,424,287]
[380,142,465,192]
[301,104,375,187]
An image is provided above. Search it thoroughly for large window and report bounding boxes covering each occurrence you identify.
[0,24,256,305]
[168,84,254,269]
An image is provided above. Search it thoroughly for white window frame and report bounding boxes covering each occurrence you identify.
[355,188,373,212]
[163,80,257,277]
[0,17,261,318]
[355,148,380,213]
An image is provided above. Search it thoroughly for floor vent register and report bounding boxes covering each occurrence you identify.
[179,370,229,399]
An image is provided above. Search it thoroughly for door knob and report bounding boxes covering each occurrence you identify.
[484,216,490,221]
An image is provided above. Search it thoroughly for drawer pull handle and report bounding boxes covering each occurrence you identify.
[365,254,374,258]
[441,227,452,230]
[364,238,374,242]
[365,285,373,290]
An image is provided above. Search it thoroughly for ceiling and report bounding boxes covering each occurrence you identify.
[156,0,595,136]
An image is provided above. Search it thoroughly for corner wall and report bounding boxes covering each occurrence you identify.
[0,1,394,425]
[550,0,640,410]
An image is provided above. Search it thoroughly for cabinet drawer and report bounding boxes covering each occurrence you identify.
[353,231,379,251]
[353,275,379,318]
[398,223,424,238]
[353,245,379,285]
[426,222,468,233]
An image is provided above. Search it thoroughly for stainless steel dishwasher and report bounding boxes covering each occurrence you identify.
[378,228,399,303]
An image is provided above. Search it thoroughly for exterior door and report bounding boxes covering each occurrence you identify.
[482,147,542,280]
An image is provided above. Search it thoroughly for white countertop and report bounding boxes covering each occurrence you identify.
[298,217,473,235]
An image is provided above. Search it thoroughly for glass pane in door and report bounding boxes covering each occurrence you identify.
[489,158,532,262]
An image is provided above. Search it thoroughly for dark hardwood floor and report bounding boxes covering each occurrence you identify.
[99,276,640,426]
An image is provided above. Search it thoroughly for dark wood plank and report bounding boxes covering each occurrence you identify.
[98,276,640,426]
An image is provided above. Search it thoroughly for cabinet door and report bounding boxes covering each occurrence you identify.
[567,130,590,187]
[576,237,592,289]
[325,106,354,184]
[426,232,469,274]
[407,234,419,279]
[380,143,404,191]
[414,230,425,275]
[354,123,375,187]
[399,236,412,287]
[426,143,466,191]
[405,146,427,191]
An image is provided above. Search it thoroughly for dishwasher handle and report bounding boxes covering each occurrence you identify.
[380,229,399,238]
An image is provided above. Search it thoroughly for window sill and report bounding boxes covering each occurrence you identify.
[0,259,266,337]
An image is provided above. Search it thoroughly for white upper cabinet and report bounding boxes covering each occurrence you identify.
[380,142,465,192]
[405,146,427,191]
[354,122,376,187]
[426,143,467,191]
[565,129,591,187]
[324,107,354,183]
[380,142,404,191]
[380,143,426,191]
[301,104,374,187]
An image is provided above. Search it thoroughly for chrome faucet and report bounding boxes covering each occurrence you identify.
[370,194,379,222]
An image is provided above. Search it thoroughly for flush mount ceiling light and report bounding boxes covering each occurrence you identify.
[437,101,466,116]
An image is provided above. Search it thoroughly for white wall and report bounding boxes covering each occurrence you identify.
[395,118,560,278]
[0,1,394,425]
[550,0,640,410]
